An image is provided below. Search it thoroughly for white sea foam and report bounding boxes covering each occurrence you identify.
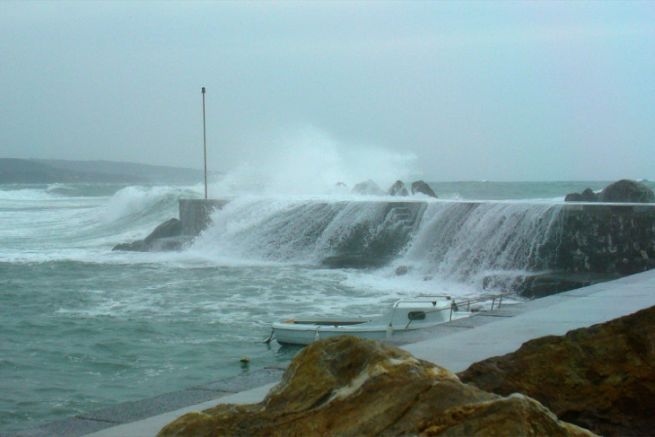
[98,185,198,224]
[0,187,58,201]
[208,127,419,197]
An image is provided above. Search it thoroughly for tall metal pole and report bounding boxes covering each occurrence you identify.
[202,86,208,200]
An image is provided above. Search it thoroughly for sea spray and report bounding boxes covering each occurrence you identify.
[399,202,564,286]
[207,127,419,197]
[191,197,388,263]
[192,197,564,289]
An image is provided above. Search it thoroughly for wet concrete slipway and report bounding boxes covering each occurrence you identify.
[9,270,655,437]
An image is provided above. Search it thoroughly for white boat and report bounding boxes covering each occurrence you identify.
[270,295,478,346]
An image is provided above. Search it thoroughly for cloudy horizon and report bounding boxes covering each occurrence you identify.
[1,1,654,181]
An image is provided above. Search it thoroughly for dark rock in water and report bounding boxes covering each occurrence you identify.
[565,188,597,202]
[459,305,655,437]
[580,188,598,201]
[113,218,185,252]
[410,180,438,198]
[144,218,183,244]
[599,179,655,203]
[565,192,584,202]
[395,265,409,276]
[112,240,148,252]
[351,180,384,195]
[387,180,409,196]
[321,254,390,269]
[159,336,592,437]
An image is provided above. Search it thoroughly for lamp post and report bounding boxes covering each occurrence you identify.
[201,86,207,200]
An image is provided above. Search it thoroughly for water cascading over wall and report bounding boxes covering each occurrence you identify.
[400,202,564,287]
[192,199,425,266]
[192,199,565,286]
[186,198,655,294]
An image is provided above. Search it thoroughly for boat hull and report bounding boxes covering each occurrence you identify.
[272,311,470,346]
[273,324,389,346]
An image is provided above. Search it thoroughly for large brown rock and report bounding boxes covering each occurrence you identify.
[459,305,655,437]
[158,336,593,437]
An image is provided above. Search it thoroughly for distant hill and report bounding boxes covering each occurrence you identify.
[0,159,211,184]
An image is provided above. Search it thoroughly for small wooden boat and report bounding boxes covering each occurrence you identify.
[269,295,474,346]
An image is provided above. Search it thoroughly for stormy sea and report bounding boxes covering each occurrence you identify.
[2,179,652,432]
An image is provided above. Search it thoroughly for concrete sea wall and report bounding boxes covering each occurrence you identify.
[178,199,228,236]
[178,199,655,279]
[556,203,655,274]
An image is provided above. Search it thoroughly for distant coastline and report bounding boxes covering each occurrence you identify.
[0,158,214,184]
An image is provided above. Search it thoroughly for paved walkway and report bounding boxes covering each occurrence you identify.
[86,383,277,437]
[404,269,655,371]
[13,270,655,437]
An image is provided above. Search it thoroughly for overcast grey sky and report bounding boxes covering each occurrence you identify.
[1,1,654,181]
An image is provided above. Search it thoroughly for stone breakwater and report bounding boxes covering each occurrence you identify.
[500,202,655,297]
[555,203,655,275]
[176,199,655,273]
[114,199,655,296]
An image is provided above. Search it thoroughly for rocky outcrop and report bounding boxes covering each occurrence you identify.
[158,336,593,437]
[566,180,654,203]
[411,180,438,198]
[600,179,655,203]
[321,253,390,269]
[459,305,655,437]
[388,180,409,196]
[351,180,384,195]
[565,188,598,202]
[145,218,182,243]
[383,180,438,198]
[351,179,438,198]
[113,218,188,252]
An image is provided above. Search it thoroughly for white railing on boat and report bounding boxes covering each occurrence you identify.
[399,292,511,321]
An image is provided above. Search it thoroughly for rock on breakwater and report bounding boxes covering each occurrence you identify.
[459,305,655,437]
[157,336,593,437]
[566,179,655,204]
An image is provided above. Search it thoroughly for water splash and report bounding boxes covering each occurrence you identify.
[208,127,419,196]
[192,198,564,291]
[398,202,563,286]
